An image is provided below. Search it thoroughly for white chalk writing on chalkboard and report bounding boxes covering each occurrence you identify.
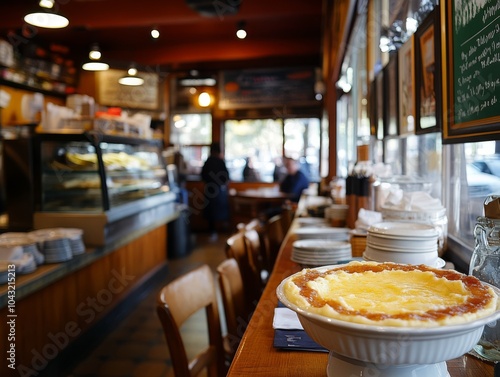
[452,0,500,124]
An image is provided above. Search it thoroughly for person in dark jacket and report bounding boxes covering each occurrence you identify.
[201,142,230,241]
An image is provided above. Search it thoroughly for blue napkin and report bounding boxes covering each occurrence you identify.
[273,302,327,352]
[273,329,328,352]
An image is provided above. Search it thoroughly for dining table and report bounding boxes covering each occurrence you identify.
[226,217,497,377]
[229,188,291,225]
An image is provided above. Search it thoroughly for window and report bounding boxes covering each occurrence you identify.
[444,141,500,268]
[224,118,322,182]
[170,113,212,175]
[224,119,283,182]
[284,118,321,182]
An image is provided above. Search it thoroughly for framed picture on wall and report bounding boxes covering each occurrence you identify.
[383,54,399,137]
[398,35,415,135]
[441,1,500,142]
[415,8,441,134]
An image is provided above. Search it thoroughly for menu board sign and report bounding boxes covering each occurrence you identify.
[443,0,500,142]
[218,67,316,110]
[97,69,159,110]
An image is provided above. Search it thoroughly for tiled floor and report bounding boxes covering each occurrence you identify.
[65,232,230,377]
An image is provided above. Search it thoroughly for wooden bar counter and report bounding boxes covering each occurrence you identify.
[0,197,179,376]
[227,219,496,377]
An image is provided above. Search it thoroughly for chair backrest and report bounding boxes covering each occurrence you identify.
[243,228,269,283]
[157,264,226,377]
[280,206,295,234]
[217,258,253,358]
[266,214,284,269]
[225,232,263,304]
[243,219,271,269]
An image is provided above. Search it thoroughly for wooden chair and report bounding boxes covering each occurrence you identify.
[225,232,264,305]
[266,214,284,270]
[217,258,254,358]
[280,206,295,234]
[157,264,226,377]
[241,218,272,273]
[243,228,269,283]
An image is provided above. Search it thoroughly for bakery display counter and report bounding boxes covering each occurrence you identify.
[5,131,176,245]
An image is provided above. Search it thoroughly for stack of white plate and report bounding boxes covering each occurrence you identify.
[292,239,352,267]
[363,221,444,268]
[29,229,73,263]
[29,228,86,262]
[0,240,38,274]
[58,228,86,256]
[0,233,45,265]
[293,226,350,241]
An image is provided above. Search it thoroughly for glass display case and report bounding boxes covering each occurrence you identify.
[29,131,176,245]
[35,132,168,212]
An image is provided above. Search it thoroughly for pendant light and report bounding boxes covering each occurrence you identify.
[24,0,69,29]
[82,44,109,71]
[236,21,247,39]
[118,65,144,86]
[198,92,212,107]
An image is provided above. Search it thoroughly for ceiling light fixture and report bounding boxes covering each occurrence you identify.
[151,27,160,39]
[118,64,144,86]
[24,0,69,29]
[236,21,247,39]
[82,44,109,71]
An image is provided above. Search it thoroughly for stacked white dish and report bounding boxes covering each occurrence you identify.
[0,239,38,275]
[29,228,86,262]
[292,239,352,267]
[60,228,86,256]
[293,226,350,241]
[0,233,45,265]
[363,221,444,268]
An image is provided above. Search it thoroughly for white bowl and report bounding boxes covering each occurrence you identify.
[364,244,438,265]
[277,265,500,367]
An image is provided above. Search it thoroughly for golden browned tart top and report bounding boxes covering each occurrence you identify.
[282,261,499,327]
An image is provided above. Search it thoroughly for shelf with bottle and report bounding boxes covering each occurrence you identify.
[0,43,77,97]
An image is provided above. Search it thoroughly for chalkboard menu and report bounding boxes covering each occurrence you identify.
[443,0,500,142]
[97,69,159,111]
[218,67,316,110]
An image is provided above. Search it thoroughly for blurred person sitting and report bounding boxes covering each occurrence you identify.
[242,156,261,182]
[262,157,310,220]
[279,157,310,203]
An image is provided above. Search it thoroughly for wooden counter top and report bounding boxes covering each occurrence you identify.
[0,209,179,309]
[226,219,496,377]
